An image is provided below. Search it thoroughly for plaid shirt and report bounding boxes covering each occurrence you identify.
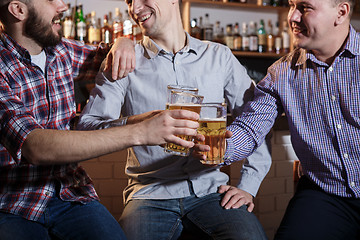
[227,25,360,198]
[0,32,107,221]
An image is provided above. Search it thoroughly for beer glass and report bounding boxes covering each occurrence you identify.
[198,103,227,165]
[166,85,199,108]
[164,90,204,156]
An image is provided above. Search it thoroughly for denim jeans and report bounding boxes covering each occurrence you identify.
[0,195,126,240]
[119,192,267,240]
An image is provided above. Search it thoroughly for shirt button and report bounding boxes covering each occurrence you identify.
[337,124,342,130]
[343,153,348,159]
[331,95,336,101]
[328,66,333,72]
[45,191,51,196]
[350,182,355,187]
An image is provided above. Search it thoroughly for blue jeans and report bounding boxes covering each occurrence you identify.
[119,192,267,240]
[0,195,126,240]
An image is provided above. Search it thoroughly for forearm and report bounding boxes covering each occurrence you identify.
[22,124,143,165]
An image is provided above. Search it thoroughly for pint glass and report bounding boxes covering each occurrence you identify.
[166,85,199,108]
[164,90,204,156]
[198,103,227,165]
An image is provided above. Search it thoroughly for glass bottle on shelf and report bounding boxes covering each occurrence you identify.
[249,21,258,52]
[213,21,224,44]
[101,14,113,44]
[63,3,75,39]
[203,13,213,41]
[281,20,290,53]
[132,19,143,43]
[274,21,282,54]
[271,0,281,6]
[88,11,101,45]
[123,10,133,40]
[76,4,87,42]
[266,19,275,53]
[241,22,250,51]
[257,19,267,53]
[262,0,271,5]
[190,18,202,40]
[113,8,123,41]
[233,22,242,51]
[225,24,234,50]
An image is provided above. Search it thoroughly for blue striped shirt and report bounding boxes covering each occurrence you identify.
[227,25,360,198]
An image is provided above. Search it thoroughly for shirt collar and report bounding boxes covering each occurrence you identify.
[293,25,359,67]
[142,31,198,59]
[0,31,59,64]
[0,31,31,62]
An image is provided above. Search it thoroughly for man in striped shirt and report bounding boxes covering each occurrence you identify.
[196,0,359,239]
[0,0,200,239]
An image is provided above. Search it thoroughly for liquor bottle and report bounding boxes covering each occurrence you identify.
[190,18,202,40]
[123,10,133,39]
[203,13,213,41]
[266,20,275,52]
[257,19,267,53]
[262,0,271,5]
[76,4,87,42]
[113,8,123,41]
[281,20,290,53]
[240,0,247,2]
[274,21,282,54]
[241,22,250,51]
[233,22,242,51]
[198,16,204,40]
[213,21,224,44]
[249,21,258,52]
[271,0,281,6]
[224,24,234,50]
[132,18,142,43]
[88,11,101,45]
[63,3,75,39]
[101,14,113,44]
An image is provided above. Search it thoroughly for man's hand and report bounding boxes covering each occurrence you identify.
[218,185,255,212]
[138,109,200,147]
[192,130,232,161]
[104,37,135,80]
[127,110,162,125]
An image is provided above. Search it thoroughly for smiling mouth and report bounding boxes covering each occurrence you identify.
[139,13,152,23]
[52,19,61,25]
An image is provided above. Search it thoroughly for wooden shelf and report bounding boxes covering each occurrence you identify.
[182,0,289,12]
[232,50,285,58]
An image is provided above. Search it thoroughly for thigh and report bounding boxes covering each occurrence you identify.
[184,193,267,240]
[119,199,182,240]
[0,212,50,240]
[275,182,360,240]
[49,199,126,240]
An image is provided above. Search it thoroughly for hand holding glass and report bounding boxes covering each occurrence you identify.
[164,90,204,156]
[197,103,227,165]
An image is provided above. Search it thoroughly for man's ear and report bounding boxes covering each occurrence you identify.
[8,1,28,21]
[335,1,351,25]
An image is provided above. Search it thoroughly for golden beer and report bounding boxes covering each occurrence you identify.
[164,103,201,156]
[197,119,227,165]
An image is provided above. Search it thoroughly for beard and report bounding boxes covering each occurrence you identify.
[24,5,63,48]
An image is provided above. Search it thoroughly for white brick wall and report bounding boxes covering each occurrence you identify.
[81,129,296,239]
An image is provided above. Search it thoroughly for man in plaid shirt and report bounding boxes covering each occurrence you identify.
[0,0,200,239]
